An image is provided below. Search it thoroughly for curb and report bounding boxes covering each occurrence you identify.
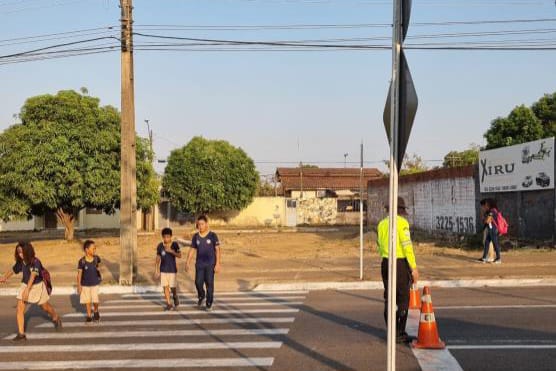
[253,278,556,291]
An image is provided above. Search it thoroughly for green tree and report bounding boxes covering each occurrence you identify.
[162,137,258,214]
[0,90,159,240]
[256,179,276,197]
[484,105,544,149]
[383,153,428,176]
[443,144,480,168]
[531,92,556,139]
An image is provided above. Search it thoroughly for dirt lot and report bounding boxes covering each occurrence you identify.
[1,228,555,291]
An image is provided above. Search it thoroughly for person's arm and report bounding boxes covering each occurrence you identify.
[214,234,222,273]
[165,243,182,259]
[0,270,14,284]
[185,248,196,272]
[154,255,161,279]
[400,224,418,283]
[77,269,83,294]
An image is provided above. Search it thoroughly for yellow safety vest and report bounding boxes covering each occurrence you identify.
[377,215,417,270]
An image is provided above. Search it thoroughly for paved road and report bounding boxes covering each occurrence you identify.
[0,286,554,370]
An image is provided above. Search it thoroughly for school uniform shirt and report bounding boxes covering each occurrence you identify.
[157,242,181,273]
[191,231,220,267]
[12,259,43,285]
[77,256,102,287]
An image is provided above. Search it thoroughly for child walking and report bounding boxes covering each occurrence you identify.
[186,215,222,312]
[154,228,182,311]
[77,240,102,324]
[0,241,62,341]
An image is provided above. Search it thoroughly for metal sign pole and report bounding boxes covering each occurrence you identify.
[387,0,402,369]
[360,141,364,280]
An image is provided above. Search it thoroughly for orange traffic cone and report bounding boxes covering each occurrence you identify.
[409,284,421,310]
[412,286,446,349]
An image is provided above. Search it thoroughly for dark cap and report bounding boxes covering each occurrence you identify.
[384,197,408,211]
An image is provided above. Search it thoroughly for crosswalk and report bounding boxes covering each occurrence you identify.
[0,290,308,370]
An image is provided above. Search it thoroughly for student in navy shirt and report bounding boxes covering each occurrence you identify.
[77,240,102,324]
[154,228,182,311]
[186,215,221,311]
[0,241,62,341]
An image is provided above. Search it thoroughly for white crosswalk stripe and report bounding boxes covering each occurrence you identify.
[0,290,306,369]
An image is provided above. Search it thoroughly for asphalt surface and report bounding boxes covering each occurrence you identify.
[0,286,554,370]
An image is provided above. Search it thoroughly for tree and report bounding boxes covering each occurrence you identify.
[531,92,556,139]
[383,153,428,176]
[162,137,258,214]
[256,180,276,197]
[0,90,159,241]
[443,144,480,168]
[484,105,544,149]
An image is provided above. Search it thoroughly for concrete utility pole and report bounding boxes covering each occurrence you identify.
[119,0,137,285]
[359,141,364,280]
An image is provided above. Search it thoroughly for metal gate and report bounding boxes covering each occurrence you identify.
[286,199,298,227]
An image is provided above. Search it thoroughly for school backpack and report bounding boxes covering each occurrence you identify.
[34,259,53,295]
[492,209,509,236]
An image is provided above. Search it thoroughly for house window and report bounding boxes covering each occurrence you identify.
[337,200,367,212]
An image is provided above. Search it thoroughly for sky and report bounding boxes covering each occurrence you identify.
[1,0,555,177]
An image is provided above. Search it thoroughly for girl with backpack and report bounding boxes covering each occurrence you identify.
[479,199,506,264]
[0,241,62,341]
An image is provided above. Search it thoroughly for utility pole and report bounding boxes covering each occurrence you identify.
[359,141,364,280]
[119,0,137,285]
[145,119,153,153]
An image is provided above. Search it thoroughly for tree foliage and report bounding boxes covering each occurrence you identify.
[162,137,258,214]
[443,144,480,168]
[0,90,159,240]
[384,153,428,176]
[484,92,555,149]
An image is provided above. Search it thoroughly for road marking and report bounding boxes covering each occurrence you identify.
[105,296,306,303]
[407,309,464,371]
[37,316,296,328]
[101,301,303,310]
[122,290,307,298]
[448,345,556,350]
[3,328,290,340]
[0,357,274,370]
[0,341,282,353]
[436,304,556,310]
[63,308,299,318]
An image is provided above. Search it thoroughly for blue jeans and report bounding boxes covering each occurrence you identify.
[195,265,215,305]
[482,226,501,260]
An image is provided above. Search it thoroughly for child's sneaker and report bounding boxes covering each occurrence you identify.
[197,298,204,309]
[93,312,100,323]
[12,333,26,342]
[85,316,93,325]
[164,304,173,311]
[493,258,502,264]
[54,317,63,331]
[206,303,213,312]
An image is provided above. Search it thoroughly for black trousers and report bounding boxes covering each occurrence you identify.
[195,265,215,305]
[381,258,412,336]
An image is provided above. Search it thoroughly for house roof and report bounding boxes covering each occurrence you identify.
[276,167,382,191]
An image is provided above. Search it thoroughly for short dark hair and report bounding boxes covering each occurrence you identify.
[16,241,35,265]
[487,198,498,209]
[161,227,173,236]
[83,240,95,251]
[480,199,487,206]
[197,215,208,223]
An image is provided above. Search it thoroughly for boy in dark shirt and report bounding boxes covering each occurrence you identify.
[77,240,102,324]
[154,228,182,311]
[186,215,221,311]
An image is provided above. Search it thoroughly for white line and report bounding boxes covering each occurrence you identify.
[105,296,306,303]
[101,302,303,310]
[0,341,282,353]
[0,357,274,370]
[63,308,299,318]
[436,304,556,310]
[407,309,464,371]
[37,317,295,328]
[3,328,289,340]
[122,290,307,298]
[448,345,556,350]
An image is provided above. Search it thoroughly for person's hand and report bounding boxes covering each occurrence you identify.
[411,268,419,284]
[77,285,82,295]
[22,287,29,302]
[153,271,160,280]
[215,263,222,274]
[0,276,7,284]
